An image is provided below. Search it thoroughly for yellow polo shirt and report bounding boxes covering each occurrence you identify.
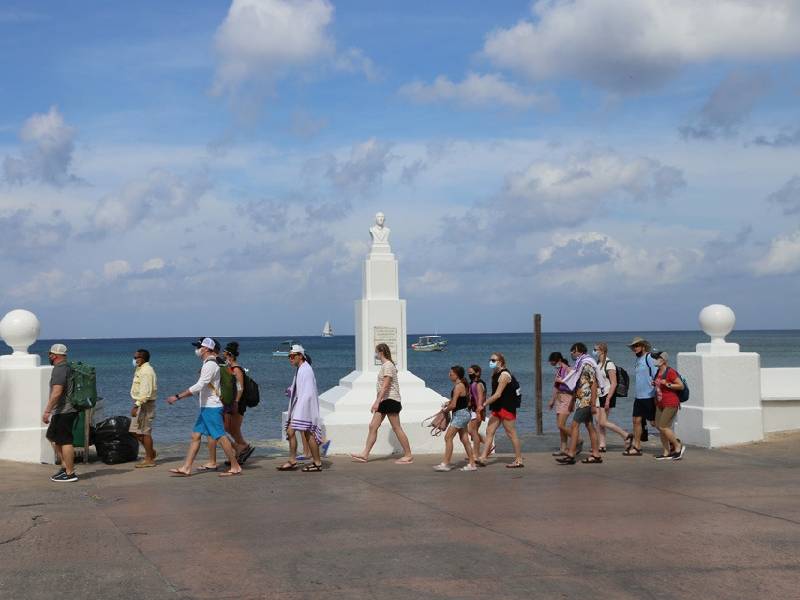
[131,362,158,406]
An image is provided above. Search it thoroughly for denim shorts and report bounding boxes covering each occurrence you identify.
[450,408,472,430]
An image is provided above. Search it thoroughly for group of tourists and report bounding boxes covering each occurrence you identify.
[41,334,685,483]
[549,338,686,465]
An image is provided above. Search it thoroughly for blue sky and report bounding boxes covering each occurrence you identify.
[1,0,800,338]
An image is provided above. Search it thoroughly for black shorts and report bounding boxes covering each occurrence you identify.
[46,412,78,446]
[633,398,656,421]
[237,401,247,416]
[599,394,617,409]
[377,399,402,415]
[573,406,593,424]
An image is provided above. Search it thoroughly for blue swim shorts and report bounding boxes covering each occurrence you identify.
[193,407,226,440]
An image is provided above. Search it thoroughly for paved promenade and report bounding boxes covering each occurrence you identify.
[2,432,799,600]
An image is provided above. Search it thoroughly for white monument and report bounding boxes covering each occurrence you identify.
[319,213,448,454]
[0,309,55,463]
[676,304,764,448]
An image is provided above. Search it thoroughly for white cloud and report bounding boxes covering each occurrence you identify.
[103,260,131,280]
[406,269,461,295]
[753,229,800,275]
[9,269,67,300]
[400,72,551,110]
[483,0,800,92]
[141,257,166,272]
[3,106,79,186]
[212,0,335,97]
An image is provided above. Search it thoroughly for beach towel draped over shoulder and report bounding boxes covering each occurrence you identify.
[286,362,325,444]
[561,354,599,393]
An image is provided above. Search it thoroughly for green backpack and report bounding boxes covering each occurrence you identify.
[66,361,98,410]
[218,364,237,406]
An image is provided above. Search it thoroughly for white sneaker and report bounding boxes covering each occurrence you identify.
[433,463,453,472]
[460,464,478,472]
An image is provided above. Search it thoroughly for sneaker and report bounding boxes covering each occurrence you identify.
[50,471,78,483]
[460,464,478,472]
[433,463,453,472]
[655,454,673,461]
[672,445,686,461]
[52,467,66,478]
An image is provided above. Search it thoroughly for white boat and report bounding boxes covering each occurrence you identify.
[322,321,334,337]
[411,335,448,352]
[272,339,298,357]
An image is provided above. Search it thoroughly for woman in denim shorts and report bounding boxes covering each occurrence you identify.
[434,366,478,472]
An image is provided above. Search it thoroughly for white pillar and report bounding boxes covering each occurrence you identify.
[675,304,764,448]
[0,309,55,463]
[314,213,448,455]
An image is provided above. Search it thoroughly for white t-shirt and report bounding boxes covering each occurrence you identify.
[188,359,222,408]
[596,359,617,399]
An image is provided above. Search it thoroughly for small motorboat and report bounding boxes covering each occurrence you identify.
[272,340,298,357]
[411,335,448,352]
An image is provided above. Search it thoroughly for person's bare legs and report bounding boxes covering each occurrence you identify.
[585,422,600,457]
[173,432,202,474]
[602,407,629,442]
[468,418,484,459]
[596,410,608,449]
[459,428,476,467]
[351,412,385,461]
[556,413,571,451]
[501,419,523,464]
[204,437,218,468]
[387,414,413,461]
[216,435,241,475]
[479,416,502,462]
[632,415,643,450]
[302,431,321,465]
[300,431,311,457]
[442,426,458,465]
[58,444,75,475]
[136,433,156,463]
[230,413,248,453]
[566,421,581,456]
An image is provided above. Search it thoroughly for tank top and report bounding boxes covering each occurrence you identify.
[491,369,517,412]
[452,385,470,411]
[555,364,571,393]
[470,379,486,410]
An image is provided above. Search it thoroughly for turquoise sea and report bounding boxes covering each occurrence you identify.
[23,330,800,444]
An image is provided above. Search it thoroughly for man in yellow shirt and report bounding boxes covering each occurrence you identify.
[130,348,158,467]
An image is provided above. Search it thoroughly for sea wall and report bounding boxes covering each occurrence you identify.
[761,368,800,434]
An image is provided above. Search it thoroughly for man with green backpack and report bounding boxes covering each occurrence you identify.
[42,344,79,482]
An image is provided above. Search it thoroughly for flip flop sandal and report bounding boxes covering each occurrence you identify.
[506,462,525,469]
[168,468,191,477]
[581,456,603,464]
[622,448,642,456]
[556,455,576,465]
[624,434,634,451]
[394,457,414,464]
[276,462,298,471]
[218,470,241,477]
[302,463,323,472]
[599,447,607,453]
[350,454,368,463]
[135,462,157,468]
[552,450,567,457]
[196,465,218,471]
[239,445,256,464]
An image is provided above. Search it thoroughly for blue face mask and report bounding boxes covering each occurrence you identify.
[591,350,599,360]
[489,360,497,370]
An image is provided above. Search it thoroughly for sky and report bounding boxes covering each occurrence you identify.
[1,0,800,339]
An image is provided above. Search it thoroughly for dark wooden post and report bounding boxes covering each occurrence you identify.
[535,314,543,435]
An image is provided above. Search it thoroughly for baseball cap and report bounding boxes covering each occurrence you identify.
[289,344,306,356]
[191,337,216,351]
[49,343,68,355]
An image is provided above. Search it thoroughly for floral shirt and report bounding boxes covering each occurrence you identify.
[574,363,597,409]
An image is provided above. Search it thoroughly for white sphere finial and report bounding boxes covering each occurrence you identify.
[699,304,736,344]
[0,309,41,355]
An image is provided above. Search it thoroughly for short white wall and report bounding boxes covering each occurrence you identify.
[761,368,800,433]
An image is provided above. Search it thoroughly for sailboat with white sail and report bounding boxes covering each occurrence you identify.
[322,320,334,337]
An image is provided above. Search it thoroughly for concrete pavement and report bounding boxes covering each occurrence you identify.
[1,432,799,599]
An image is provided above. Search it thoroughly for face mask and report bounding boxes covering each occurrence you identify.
[195,348,202,358]
[374,353,381,361]
[469,374,477,380]
[489,360,497,370]
[591,350,599,360]
[635,350,643,357]
[49,357,55,366]
[132,359,138,368]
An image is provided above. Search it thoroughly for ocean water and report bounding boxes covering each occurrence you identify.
[22,330,800,444]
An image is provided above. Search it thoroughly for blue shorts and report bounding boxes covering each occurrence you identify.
[193,407,226,440]
[450,408,472,430]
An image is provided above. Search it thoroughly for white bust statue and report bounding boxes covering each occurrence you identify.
[369,212,391,246]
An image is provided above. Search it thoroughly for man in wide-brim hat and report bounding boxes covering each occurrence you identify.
[624,336,658,455]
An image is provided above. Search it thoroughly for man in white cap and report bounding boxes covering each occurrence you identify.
[165,337,241,477]
[42,344,78,482]
[277,345,324,472]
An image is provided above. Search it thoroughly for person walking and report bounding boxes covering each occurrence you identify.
[625,337,658,456]
[166,338,242,477]
[477,352,524,468]
[548,351,578,457]
[129,348,158,468]
[42,344,78,483]
[434,366,478,472]
[650,350,686,461]
[220,342,255,465]
[467,364,487,460]
[350,343,414,465]
[593,343,631,453]
[277,345,325,472]
[556,343,602,465]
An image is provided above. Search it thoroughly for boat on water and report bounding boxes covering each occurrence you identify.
[322,321,334,337]
[272,339,298,357]
[411,335,448,352]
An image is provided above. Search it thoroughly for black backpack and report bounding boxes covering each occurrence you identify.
[237,367,261,408]
[612,365,630,398]
[508,372,523,408]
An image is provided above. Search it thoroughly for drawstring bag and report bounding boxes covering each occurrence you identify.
[422,406,451,436]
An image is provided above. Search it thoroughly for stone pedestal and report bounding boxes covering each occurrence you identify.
[0,310,55,464]
[317,214,448,455]
[675,304,764,448]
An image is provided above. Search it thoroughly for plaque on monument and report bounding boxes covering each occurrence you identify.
[373,326,398,365]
